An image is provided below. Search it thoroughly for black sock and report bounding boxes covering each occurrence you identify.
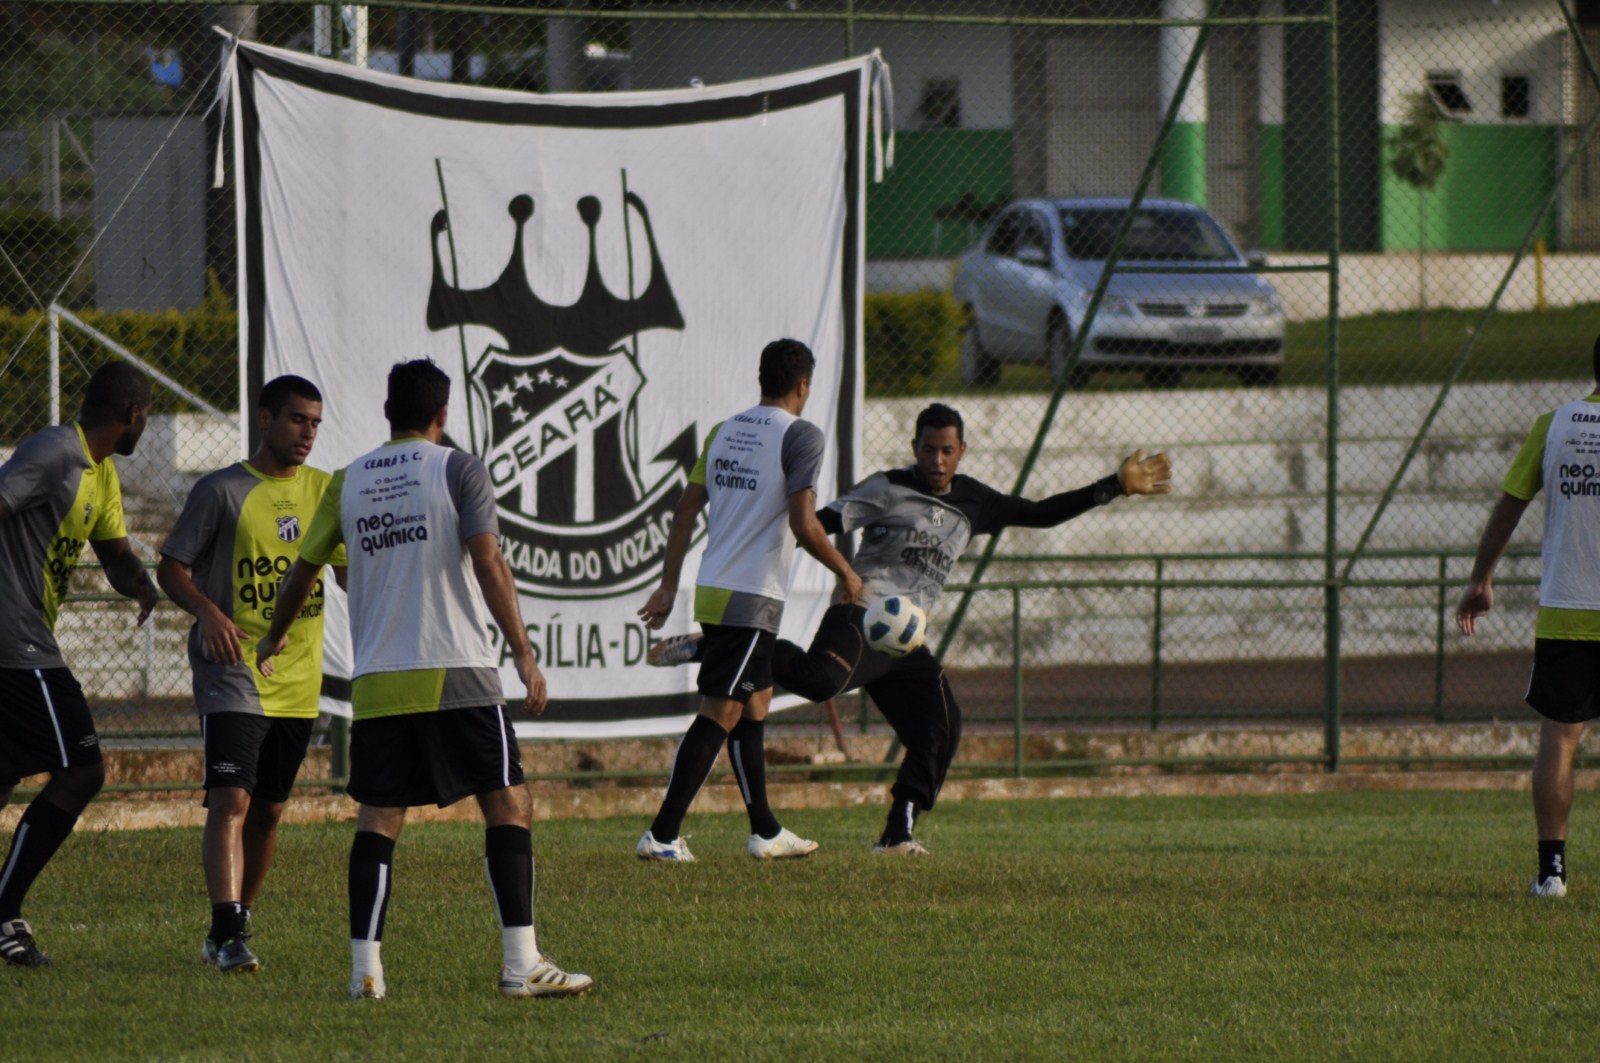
[729,718,782,839]
[0,799,79,923]
[879,798,918,846]
[210,902,247,943]
[1539,839,1567,882]
[348,831,396,942]
[650,715,728,842]
[484,825,534,928]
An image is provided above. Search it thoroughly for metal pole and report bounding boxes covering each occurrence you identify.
[48,305,60,425]
[1433,553,1448,721]
[1323,0,1343,772]
[1012,586,1023,778]
[331,715,350,790]
[1151,558,1164,731]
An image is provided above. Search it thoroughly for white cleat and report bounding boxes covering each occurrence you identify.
[349,973,387,1000]
[637,830,695,862]
[748,827,820,860]
[648,634,703,667]
[1530,875,1568,898]
[871,839,931,856]
[499,956,595,999]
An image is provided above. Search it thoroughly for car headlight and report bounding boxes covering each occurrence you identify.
[1074,290,1134,317]
[1252,290,1284,318]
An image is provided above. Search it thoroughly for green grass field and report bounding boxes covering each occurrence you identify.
[5,790,1597,1061]
[976,302,1600,392]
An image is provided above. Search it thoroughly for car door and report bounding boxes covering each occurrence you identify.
[998,211,1062,361]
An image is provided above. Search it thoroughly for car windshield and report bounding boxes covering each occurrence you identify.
[1057,207,1237,262]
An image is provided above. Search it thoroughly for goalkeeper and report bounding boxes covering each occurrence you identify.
[651,402,1170,855]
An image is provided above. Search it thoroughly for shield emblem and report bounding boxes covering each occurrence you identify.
[276,515,300,543]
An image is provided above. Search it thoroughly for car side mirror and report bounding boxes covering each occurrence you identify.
[1016,247,1051,269]
[1244,250,1268,269]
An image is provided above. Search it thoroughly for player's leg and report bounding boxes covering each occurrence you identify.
[770,604,890,702]
[725,686,815,859]
[238,717,315,909]
[343,713,420,1000]
[866,652,962,854]
[1524,638,1600,897]
[639,625,758,860]
[198,712,273,972]
[438,705,590,999]
[0,667,103,968]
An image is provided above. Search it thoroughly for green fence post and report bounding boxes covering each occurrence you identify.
[1012,586,1023,779]
[1323,0,1343,774]
[1151,558,1164,732]
[1433,553,1448,722]
[331,715,350,791]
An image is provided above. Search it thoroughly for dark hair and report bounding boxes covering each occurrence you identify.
[258,375,323,418]
[915,402,965,443]
[758,338,815,398]
[386,359,451,432]
[80,361,152,426]
[1593,333,1600,384]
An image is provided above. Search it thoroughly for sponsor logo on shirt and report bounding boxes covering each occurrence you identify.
[356,511,430,555]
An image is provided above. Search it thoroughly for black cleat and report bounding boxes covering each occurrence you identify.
[0,919,53,968]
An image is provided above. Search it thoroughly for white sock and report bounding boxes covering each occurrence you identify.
[502,925,538,972]
[351,938,383,979]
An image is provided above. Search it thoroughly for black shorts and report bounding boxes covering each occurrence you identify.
[697,624,776,705]
[0,666,100,786]
[1526,639,1600,724]
[201,713,315,803]
[347,704,523,809]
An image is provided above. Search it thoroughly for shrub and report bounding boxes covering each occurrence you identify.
[0,210,86,311]
[863,288,963,395]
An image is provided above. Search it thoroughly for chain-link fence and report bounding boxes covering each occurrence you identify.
[3,0,1596,781]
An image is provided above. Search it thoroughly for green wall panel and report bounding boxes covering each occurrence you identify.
[1380,124,1557,251]
[865,129,1013,259]
[1260,124,1285,250]
[1161,122,1207,207]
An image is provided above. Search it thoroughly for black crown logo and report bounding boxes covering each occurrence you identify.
[427,192,684,356]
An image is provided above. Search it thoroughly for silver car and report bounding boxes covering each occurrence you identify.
[951,197,1286,387]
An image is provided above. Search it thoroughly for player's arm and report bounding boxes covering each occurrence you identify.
[0,498,11,521]
[333,564,348,592]
[984,450,1172,531]
[790,488,861,605]
[157,556,248,665]
[90,537,159,626]
[255,559,323,675]
[469,533,546,716]
[637,482,709,629]
[1456,492,1532,636]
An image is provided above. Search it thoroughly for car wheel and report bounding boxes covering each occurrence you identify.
[1143,367,1182,388]
[961,316,1001,387]
[1045,315,1080,388]
[1236,366,1281,387]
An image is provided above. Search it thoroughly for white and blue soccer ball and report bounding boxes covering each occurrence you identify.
[862,596,927,657]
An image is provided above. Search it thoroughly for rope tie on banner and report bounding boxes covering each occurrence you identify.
[212,30,242,189]
[869,50,895,182]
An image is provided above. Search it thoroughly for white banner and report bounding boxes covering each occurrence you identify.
[228,40,883,736]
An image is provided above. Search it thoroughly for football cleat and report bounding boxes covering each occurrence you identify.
[0,919,51,968]
[1530,875,1568,898]
[647,634,703,667]
[349,973,387,1000]
[871,839,931,857]
[213,936,260,974]
[201,938,219,965]
[498,956,594,999]
[748,827,819,860]
[636,830,695,861]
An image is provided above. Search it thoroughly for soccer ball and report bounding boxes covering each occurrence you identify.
[862,596,927,657]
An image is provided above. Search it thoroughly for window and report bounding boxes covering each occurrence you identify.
[1502,75,1531,118]
[1012,215,1051,264]
[916,78,961,130]
[1426,72,1473,115]
[986,213,1022,257]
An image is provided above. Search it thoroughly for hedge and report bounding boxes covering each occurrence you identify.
[862,288,963,395]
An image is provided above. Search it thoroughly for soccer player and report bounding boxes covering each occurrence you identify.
[257,358,590,1001]
[651,402,1171,854]
[636,338,861,862]
[0,362,159,967]
[157,375,345,974]
[1457,336,1600,899]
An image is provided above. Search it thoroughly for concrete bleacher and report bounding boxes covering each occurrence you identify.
[62,381,1571,697]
